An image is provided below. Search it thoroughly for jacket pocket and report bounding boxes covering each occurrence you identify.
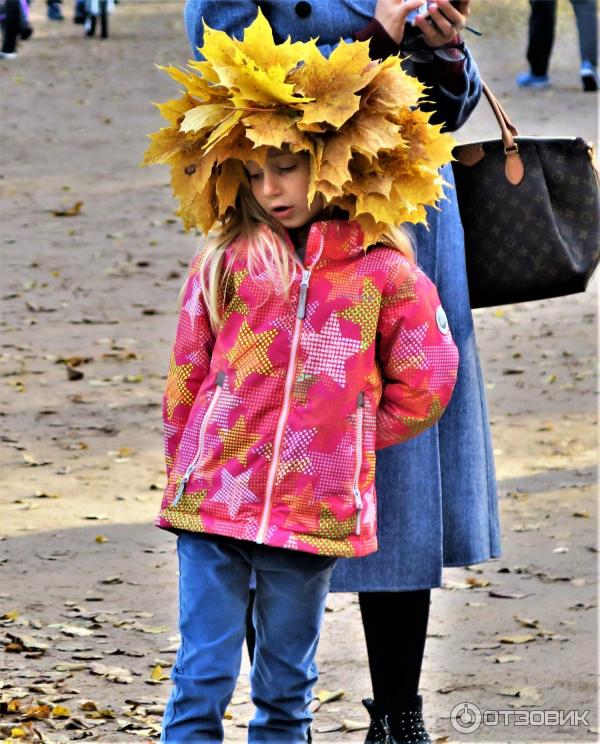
[172,371,225,506]
[352,392,365,536]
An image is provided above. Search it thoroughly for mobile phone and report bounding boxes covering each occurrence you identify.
[406,0,481,36]
[405,1,462,21]
[406,0,464,17]
[404,1,430,24]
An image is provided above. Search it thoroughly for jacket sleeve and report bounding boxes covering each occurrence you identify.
[163,261,215,477]
[375,259,459,450]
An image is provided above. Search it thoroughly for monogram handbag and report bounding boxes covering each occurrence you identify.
[452,83,600,308]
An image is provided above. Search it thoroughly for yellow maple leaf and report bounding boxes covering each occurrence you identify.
[203,109,245,152]
[142,127,190,166]
[171,151,218,231]
[363,56,425,112]
[158,64,226,101]
[293,39,379,129]
[216,160,246,217]
[244,109,302,150]
[345,110,404,163]
[180,103,235,134]
[155,94,199,127]
[201,14,310,107]
[214,131,269,168]
[316,135,353,194]
[237,8,308,74]
[150,664,170,682]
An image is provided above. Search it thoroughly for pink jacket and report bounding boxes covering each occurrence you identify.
[157,220,459,557]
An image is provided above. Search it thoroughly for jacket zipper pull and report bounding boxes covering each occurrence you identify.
[171,373,225,508]
[297,269,311,320]
[354,392,365,536]
[353,486,363,536]
[172,463,194,507]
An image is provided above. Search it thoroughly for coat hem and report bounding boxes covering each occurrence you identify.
[155,514,378,559]
[329,548,502,592]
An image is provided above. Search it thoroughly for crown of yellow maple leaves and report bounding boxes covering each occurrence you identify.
[143,10,456,243]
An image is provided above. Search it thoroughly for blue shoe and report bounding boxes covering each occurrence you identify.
[516,71,551,89]
[47,2,64,20]
[580,61,598,92]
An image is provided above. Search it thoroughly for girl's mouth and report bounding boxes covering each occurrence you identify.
[271,206,294,219]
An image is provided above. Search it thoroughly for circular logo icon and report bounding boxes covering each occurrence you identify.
[436,305,450,334]
[450,702,482,734]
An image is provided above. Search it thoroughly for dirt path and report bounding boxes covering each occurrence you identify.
[0,1,597,741]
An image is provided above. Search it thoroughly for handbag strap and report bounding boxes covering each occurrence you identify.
[481,82,519,150]
[462,82,525,185]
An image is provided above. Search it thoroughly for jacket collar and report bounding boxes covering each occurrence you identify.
[285,220,366,268]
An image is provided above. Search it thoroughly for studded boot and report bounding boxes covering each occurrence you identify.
[363,695,432,744]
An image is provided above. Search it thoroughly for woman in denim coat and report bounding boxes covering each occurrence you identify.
[183,1,501,741]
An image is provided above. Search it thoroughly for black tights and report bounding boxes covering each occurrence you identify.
[245,588,431,706]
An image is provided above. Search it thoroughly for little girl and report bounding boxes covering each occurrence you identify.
[146,13,459,742]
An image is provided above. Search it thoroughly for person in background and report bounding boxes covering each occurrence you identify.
[0,0,32,59]
[183,1,500,742]
[83,0,114,38]
[517,0,598,91]
[74,0,86,23]
[46,0,63,20]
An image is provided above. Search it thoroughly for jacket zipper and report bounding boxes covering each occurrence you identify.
[171,371,225,507]
[353,392,365,536]
[256,239,324,544]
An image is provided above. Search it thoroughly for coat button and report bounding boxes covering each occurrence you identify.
[295,1,311,18]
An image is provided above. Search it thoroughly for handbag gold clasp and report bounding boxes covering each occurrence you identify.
[504,142,519,156]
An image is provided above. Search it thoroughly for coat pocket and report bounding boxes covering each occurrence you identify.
[172,371,225,506]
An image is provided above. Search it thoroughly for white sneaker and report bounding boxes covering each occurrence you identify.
[0,51,18,59]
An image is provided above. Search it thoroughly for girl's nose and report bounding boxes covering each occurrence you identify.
[262,171,281,197]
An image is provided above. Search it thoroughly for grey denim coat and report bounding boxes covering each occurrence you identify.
[183,0,501,590]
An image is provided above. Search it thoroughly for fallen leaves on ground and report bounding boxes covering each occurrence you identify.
[51,201,84,217]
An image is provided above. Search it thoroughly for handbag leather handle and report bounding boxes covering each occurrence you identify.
[454,82,525,185]
[481,83,519,147]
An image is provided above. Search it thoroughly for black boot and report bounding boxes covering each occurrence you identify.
[363,696,432,744]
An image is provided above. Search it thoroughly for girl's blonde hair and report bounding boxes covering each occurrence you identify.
[196,184,414,332]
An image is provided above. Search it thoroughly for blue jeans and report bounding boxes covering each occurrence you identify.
[162,532,336,743]
[528,0,598,74]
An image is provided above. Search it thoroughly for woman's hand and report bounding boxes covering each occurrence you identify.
[374,0,429,44]
[375,0,470,46]
[414,0,470,47]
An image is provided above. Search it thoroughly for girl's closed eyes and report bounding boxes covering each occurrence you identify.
[246,162,299,179]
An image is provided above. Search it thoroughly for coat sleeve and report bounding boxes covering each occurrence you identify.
[184,0,259,57]
[163,260,215,477]
[354,19,482,132]
[375,258,459,450]
[414,46,483,132]
[183,0,344,59]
